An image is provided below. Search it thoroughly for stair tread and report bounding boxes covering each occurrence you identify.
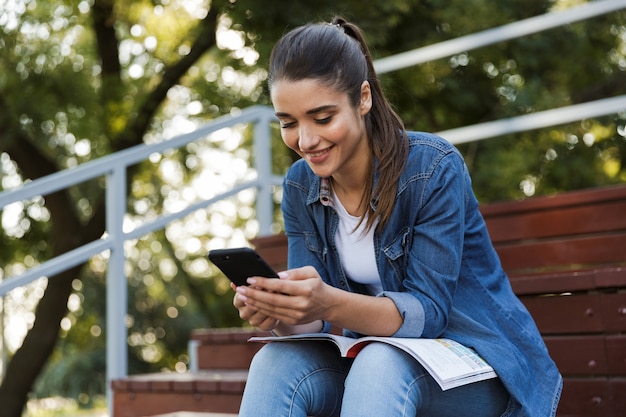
[150,413,237,417]
[190,328,270,343]
[122,369,248,381]
[112,370,249,393]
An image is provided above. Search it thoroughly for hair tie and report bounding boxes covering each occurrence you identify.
[329,22,343,32]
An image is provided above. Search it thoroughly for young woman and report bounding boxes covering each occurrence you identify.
[232,17,562,417]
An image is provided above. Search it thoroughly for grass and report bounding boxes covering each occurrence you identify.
[23,397,107,417]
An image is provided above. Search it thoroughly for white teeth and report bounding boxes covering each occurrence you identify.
[308,149,328,158]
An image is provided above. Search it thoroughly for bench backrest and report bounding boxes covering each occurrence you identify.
[252,184,626,416]
[480,185,626,416]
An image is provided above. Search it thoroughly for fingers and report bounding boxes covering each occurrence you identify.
[232,288,279,331]
[240,307,278,331]
[278,265,319,282]
[244,271,317,295]
[236,285,315,325]
[230,266,327,329]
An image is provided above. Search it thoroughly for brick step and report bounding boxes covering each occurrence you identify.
[189,328,270,370]
[112,328,268,417]
[112,235,283,417]
[152,413,237,417]
[112,370,248,416]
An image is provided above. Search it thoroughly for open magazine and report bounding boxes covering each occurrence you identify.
[249,333,497,391]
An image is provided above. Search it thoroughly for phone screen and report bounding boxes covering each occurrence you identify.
[208,247,279,286]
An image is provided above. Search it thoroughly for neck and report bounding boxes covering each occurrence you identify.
[331,177,367,216]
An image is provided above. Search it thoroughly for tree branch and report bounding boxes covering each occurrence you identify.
[115,4,223,151]
[92,0,121,82]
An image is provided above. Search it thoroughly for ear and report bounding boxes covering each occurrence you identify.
[359,80,372,116]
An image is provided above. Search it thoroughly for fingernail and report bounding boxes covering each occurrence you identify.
[278,271,288,279]
[247,277,257,285]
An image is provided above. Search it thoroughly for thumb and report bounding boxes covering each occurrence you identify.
[279,265,318,281]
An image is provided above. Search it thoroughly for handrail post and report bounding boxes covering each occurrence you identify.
[254,112,274,236]
[0,293,5,381]
[106,164,128,411]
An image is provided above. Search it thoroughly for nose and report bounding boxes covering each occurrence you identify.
[298,124,320,152]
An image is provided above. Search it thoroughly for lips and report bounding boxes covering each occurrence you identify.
[306,146,333,164]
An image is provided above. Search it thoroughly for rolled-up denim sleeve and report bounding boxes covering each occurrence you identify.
[380,291,425,337]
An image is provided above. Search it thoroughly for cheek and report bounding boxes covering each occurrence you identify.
[326,121,352,144]
[281,130,301,154]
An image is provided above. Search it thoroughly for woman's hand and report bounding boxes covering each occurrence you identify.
[231,282,280,331]
[234,266,333,327]
[233,265,403,336]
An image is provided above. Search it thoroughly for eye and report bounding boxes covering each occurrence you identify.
[315,116,332,124]
[280,121,296,129]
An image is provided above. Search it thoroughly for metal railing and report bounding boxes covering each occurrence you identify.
[1,0,625,410]
[0,105,281,407]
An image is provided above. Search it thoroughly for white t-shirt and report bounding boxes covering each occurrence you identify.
[332,193,383,295]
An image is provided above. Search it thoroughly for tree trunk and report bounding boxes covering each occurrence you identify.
[0,267,81,417]
[0,1,222,414]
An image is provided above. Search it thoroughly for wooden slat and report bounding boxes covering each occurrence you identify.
[608,379,626,417]
[484,200,626,243]
[557,378,625,417]
[520,294,604,334]
[510,267,626,295]
[595,267,626,287]
[480,184,626,219]
[521,293,626,334]
[495,234,626,272]
[606,335,626,376]
[510,269,597,295]
[558,378,626,417]
[543,335,608,375]
[600,293,626,332]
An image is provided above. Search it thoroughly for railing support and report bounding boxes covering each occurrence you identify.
[254,112,276,236]
[106,164,128,410]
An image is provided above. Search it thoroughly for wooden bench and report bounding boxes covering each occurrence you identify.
[112,184,626,417]
[252,184,626,417]
[479,185,626,417]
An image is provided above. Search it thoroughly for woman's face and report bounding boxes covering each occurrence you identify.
[271,78,372,182]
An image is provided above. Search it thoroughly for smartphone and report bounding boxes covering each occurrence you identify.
[208,247,279,286]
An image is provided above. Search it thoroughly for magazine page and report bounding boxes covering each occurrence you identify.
[249,333,497,390]
[249,333,360,356]
[367,337,497,390]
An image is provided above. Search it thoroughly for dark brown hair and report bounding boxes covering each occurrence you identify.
[269,17,408,232]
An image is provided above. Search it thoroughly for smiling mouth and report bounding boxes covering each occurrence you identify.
[305,146,333,159]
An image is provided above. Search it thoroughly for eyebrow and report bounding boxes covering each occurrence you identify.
[275,104,338,118]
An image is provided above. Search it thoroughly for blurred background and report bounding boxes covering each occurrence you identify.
[0,0,624,415]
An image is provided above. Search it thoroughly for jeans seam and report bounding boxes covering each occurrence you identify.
[404,374,428,417]
[290,367,346,417]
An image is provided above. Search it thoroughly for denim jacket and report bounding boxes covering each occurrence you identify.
[281,131,562,417]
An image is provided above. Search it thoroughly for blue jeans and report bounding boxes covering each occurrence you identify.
[239,341,510,417]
